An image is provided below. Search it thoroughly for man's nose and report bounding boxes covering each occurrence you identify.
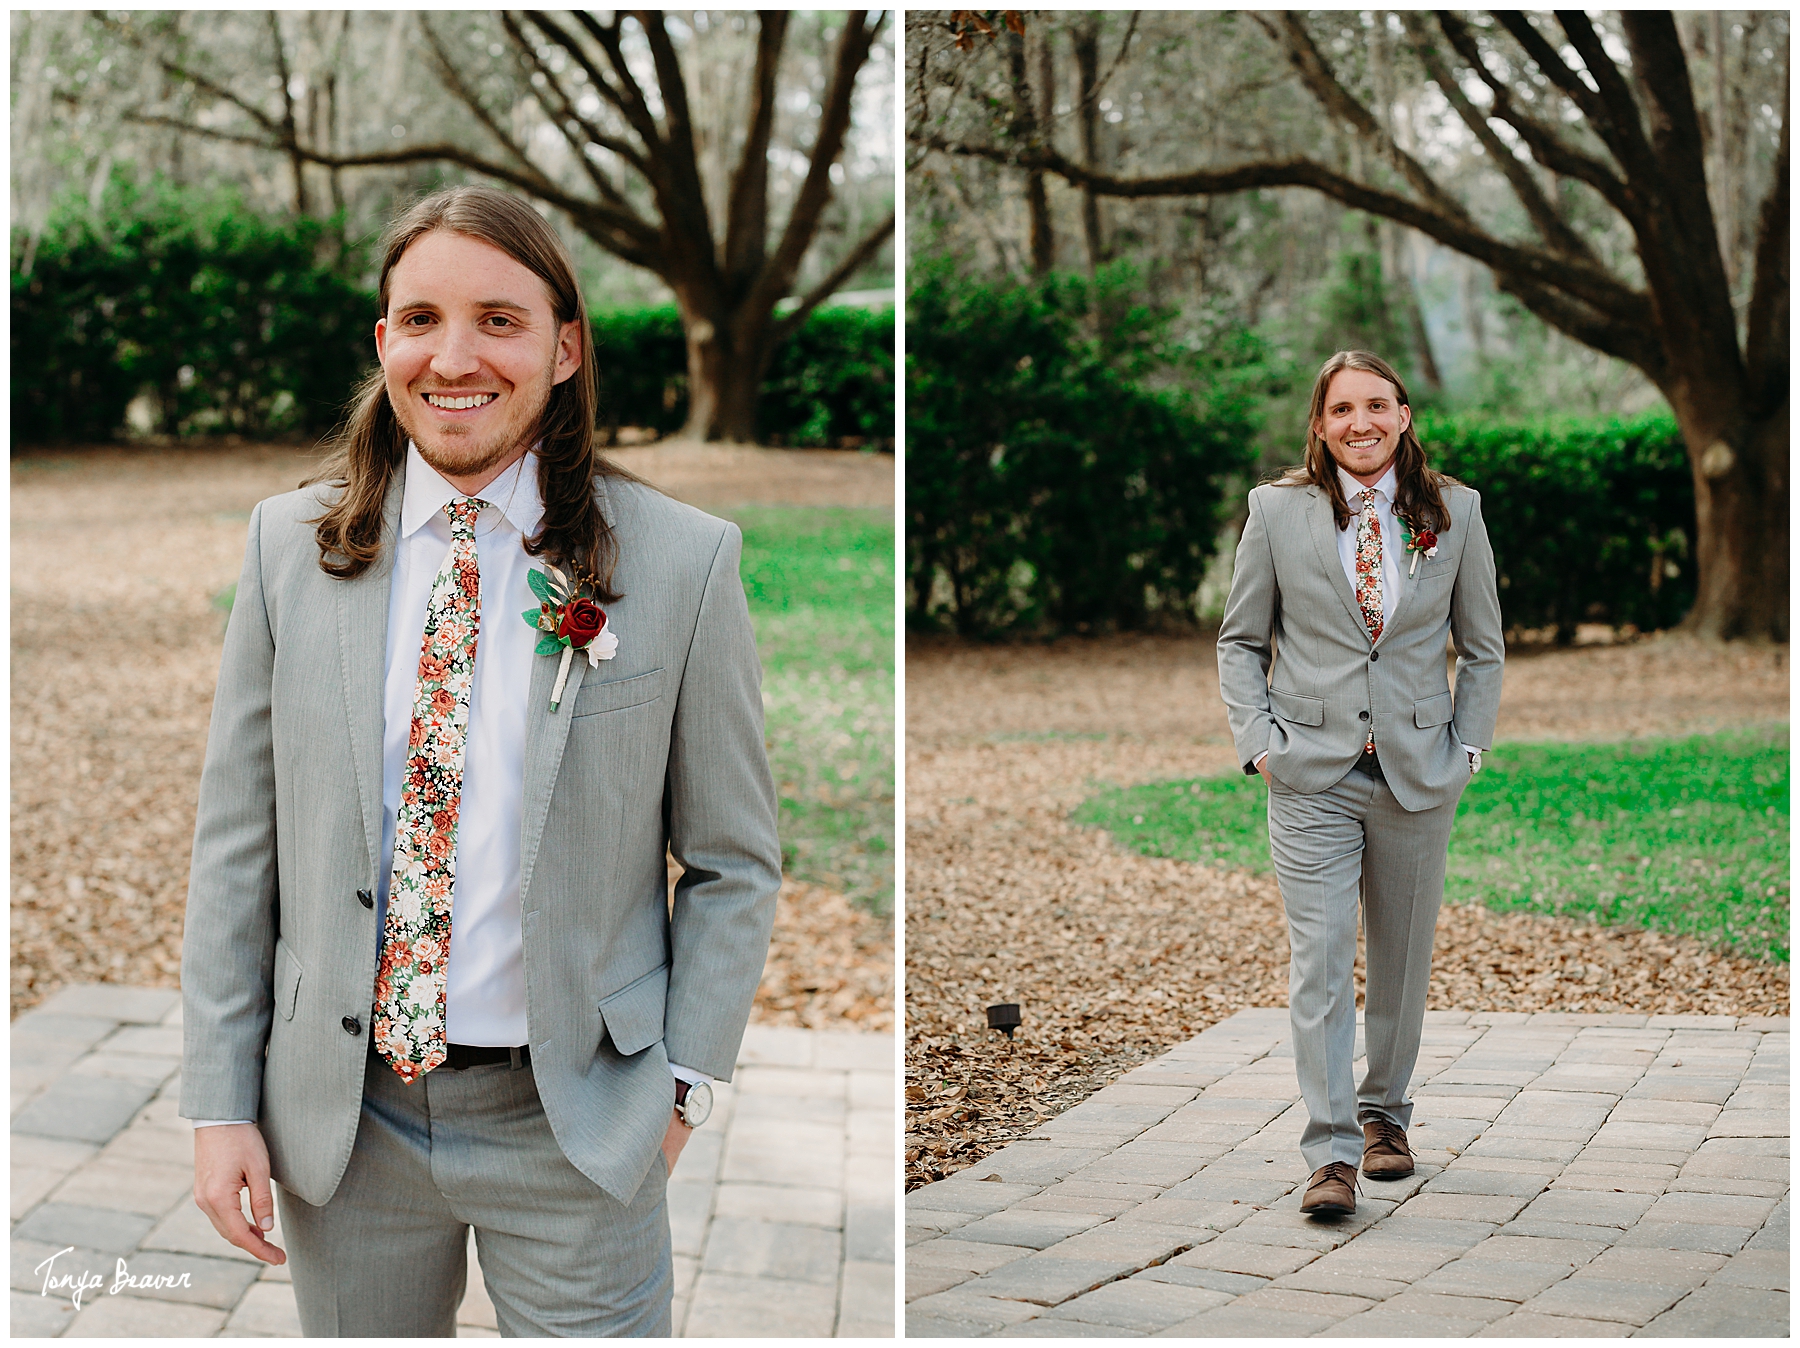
[430,325,481,380]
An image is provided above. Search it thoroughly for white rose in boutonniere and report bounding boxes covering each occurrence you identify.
[522,564,617,711]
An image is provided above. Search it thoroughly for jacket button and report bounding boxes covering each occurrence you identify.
[1370,650,1381,662]
[1359,710,1370,721]
[342,1015,362,1036]
[357,889,374,909]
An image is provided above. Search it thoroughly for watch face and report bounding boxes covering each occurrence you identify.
[682,1079,713,1128]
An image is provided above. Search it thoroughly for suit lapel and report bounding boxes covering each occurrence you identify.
[519,617,590,908]
[337,468,405,884]
[1303,485,1368,639]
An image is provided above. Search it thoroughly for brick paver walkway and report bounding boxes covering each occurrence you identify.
[907,1006,1787,1337]
[12,984,893,1337]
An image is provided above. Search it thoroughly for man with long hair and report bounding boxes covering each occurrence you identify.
[179,185,781,1333]
[1217,350,1503,1216]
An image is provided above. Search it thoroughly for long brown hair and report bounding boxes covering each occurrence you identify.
[305,185,636,597]
[1272,350,1454,536]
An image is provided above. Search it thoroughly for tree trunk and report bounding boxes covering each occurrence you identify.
[1666,388,1789,641]
[676,302,771,443]
[1073,22,1105,274]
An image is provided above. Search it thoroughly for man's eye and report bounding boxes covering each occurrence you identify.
[488,315,514,328]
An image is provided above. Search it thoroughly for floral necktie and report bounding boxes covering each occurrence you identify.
[1354,487,1382,755]
[374,496,488,1082]
[1354,487,1384,644]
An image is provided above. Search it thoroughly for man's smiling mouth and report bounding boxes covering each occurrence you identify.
[1345,436,1382,450]
[424,392,498,410]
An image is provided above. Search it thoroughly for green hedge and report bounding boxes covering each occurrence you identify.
[589,303,894,447]
[1418,412,1696,638]
[12,180,371,441]
[907,259,1266,636]
[13,179,894,448]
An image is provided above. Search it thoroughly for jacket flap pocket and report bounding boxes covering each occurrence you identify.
[274,939,303,1022]
[1414,691,1455,728]
[1269,688,1325,727]
[598,962,669,1057]
[571,667,666,719]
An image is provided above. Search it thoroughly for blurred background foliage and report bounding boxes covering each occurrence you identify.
[11,9,896,446]
[13,174,894,448]
[904,10,1788,641]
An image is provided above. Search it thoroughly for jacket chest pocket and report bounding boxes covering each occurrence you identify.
[571,667,666,718]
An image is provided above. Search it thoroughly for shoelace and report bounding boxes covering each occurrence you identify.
[1368,1119,1409,1154]
[1315,1160,1361,1193]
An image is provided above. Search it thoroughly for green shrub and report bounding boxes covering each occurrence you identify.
[589,302,895,447]
[15,175,894,449]
[1418,412,1696,638]
[906,258,1267,636]
[12,176,372,441]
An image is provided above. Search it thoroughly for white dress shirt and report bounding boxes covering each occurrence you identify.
[195,443,700,1129]
[1333,465,1405,624]
[1252,462,1478,773]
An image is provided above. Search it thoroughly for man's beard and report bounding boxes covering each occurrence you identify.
[391,368,556,481]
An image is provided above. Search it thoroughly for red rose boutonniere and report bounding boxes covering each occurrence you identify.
[522,564,618,711]
[1398,519,1440,577]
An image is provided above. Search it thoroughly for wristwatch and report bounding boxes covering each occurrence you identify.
[673,1078,713,1128]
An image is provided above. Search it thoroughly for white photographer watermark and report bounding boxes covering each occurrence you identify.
[34,1246,193,1311]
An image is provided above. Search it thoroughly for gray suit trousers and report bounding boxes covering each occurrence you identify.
[277,1047,672,1337]
[1267,764,1459,1171]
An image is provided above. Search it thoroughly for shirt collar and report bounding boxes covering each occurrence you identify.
[400,440,545,540]
[1338,463,1398,504]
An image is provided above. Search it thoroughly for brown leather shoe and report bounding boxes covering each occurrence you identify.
[1300,1161,1358,1214]
[1362,1117,1414,1178]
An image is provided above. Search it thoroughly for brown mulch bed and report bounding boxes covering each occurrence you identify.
[905,632,1788,1190]
[11,444,893,1030]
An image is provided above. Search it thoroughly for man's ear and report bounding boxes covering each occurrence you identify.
[1397,402,1412,435]
[374,317,388,368]
[551,319,581,386]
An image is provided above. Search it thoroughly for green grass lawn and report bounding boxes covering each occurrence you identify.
[1073,727,1789,961]
[731,505,894,916]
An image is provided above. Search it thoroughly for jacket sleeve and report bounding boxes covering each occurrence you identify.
[661,523,782,1082]
[179,502,281,1121]
[1216,488,1280,774]
[1448,489,1505,749]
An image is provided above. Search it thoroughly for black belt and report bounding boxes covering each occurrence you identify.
[442,1043,530,1070]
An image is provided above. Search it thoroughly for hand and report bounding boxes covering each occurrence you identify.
[1257,759,1273,786]
[661,1109,693,1176]
[192,1123,285,1265]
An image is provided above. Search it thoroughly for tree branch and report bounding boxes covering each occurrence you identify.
[265,12,307,214]
[724,12,788,291]
[1402,14,1595,259]
[770,209,896,344]
[919,133,1651,323]
[1435,13,1633,218]
[571,12,668,165]
[1549,12,1662,189]
[420,16,542,178]
[1743,54,1789,412]
[1261,12,1468,225]
[755,11,888,314]
[501,11,648,210]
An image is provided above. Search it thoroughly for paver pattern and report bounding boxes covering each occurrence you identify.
[907,1006,1787,1337]
[13,984,894,1337]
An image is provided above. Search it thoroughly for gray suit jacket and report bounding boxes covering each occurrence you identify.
[179,468,781,1206]
[1216,479,1504,812]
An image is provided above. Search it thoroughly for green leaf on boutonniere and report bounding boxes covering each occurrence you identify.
[534,633,565,657]
[522,607,545,629]
[526,568,556,603]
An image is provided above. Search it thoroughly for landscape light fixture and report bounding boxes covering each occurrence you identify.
[986,1003,1022,1039]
